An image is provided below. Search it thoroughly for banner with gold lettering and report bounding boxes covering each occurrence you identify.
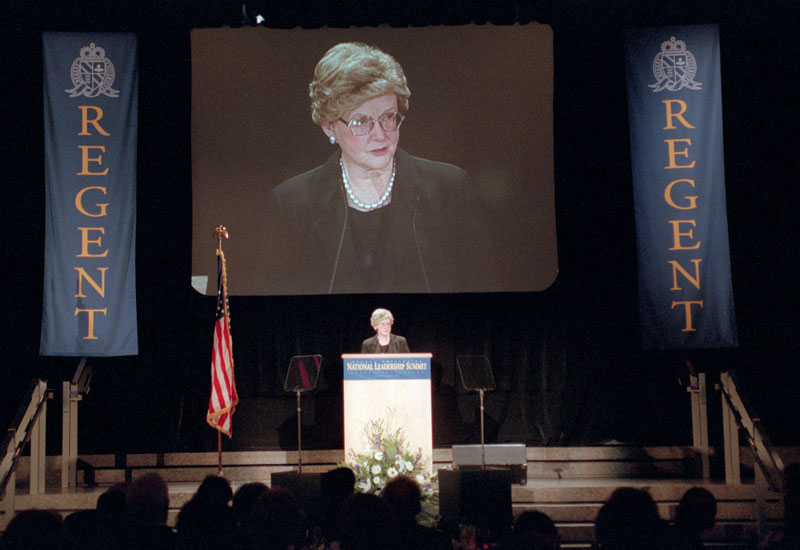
[40,33,138,356]
[625,25,738,350]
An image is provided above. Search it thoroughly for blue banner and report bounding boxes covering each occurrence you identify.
[40,33,138,356]
[625,25,738,350]
[343,356,431,380]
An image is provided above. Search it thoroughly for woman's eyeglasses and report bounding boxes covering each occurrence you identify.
[339,111,405,136]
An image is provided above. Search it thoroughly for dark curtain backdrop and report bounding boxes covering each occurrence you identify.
[2,1,798,456]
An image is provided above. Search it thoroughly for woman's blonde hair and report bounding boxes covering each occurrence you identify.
[309,42,410,126]
[370,308,394,328]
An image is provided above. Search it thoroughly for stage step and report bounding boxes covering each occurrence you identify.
[9,444,756,487]
[525,445,708,479]
[3,446,793,549]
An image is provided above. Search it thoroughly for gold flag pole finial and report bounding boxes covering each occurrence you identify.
[214,225,229,251]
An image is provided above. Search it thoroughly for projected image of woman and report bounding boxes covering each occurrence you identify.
[264,42,492,294]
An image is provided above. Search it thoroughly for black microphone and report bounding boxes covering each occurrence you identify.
[412,194,431,292]
[328,197,349,294]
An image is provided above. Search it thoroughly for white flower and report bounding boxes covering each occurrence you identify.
[397,461,406,473]
[374,451,384,461]
[416,474,425,485]
[371,464,382,475]
[373,476,382,486]
[405,461,414,471]
[358,478,372,491]
[363,444,373,453]
[387,467,399,478]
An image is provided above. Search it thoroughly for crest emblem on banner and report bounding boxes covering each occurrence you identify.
[649,36,702,92]
[65,43,120,98]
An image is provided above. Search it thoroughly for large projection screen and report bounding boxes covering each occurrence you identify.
[191,24,556,295]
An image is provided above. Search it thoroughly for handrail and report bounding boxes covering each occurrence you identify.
[71,357,92,392]
[719,371,784,491]
[1,378,49,498]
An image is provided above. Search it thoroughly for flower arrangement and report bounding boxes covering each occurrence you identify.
[342,419,437,503]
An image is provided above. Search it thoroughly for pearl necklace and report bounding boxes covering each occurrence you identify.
[340,158,395,211]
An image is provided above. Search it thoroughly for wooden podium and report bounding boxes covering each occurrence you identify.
[341,353,433,473]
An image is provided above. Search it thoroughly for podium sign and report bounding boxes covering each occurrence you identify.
[342,353,433,474]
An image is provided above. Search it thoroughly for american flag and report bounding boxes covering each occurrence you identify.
[207,249,238,437]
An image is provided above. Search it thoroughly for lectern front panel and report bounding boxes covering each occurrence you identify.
[341,353,433,475]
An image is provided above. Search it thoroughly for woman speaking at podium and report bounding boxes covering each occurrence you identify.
[361,308,410,354]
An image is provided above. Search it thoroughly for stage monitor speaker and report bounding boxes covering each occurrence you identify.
[270,471,323,526]
[452,443,528,485]
[437,468,461,520]
[437,468,513,543]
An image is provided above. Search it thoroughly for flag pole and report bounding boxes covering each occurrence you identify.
[218,431,223,476]
[207,224,237,473]
[214,225,228,476]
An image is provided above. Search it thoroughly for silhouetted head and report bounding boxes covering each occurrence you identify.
[126,472,169,525]
[675,486,717,533]
[0,509,70,550]
[247,487,304,550]
[382,475,422,524]
[595,487,667,550]
[194,474,233,507]
[232,482,269,525]
[96,482,128,518]
[321,467,356,506]
[338,492,399,550]
[513,510,559,550]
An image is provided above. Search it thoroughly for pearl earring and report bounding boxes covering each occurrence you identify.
[329,135,336,145]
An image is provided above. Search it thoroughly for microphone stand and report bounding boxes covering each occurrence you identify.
[296,389,303,473]
[479,388,486,471]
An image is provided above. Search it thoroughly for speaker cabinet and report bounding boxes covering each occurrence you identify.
[452,444,527,485]
[438,468,512,543]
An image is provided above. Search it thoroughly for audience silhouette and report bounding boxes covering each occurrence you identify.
[124,472,177,550]
[232,481,270,547]
[761,462,800,550]
[8,467,794,550]
[592,487,669,550]
[176,475,237,550]
[0,509,73,550]
[671,486,717,550]
[63,482,128,550]
[338,491,399,550]
[246,486,304,550]
[319,466,356,546]
[382,475,452,550]
[509,510,559,550]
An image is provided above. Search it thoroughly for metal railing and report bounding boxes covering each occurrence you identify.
[719,370,785,539]
[719,370,784,490]
[0,379,50,527]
